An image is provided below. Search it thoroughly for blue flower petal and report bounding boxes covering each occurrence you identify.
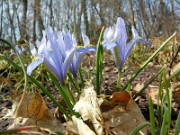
[103,41,117,50]
[82,33,90,46]
[86,46,97,51]
[30,43,37,56]
[27,57,44,75]
[71,52,84,77]
[62,49,76,79]
[125,37,152,62]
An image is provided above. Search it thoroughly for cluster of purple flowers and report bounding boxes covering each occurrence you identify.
[26,17,152,84]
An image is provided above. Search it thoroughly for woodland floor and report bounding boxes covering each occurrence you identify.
[0,44,179,134]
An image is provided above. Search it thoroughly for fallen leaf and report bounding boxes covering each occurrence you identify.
[111,91,131,104]
[173,82,180,104]
[73,86,104,135]
[72,116,96,135]
[6,92,62,133]
[101,91,131,112]
[172,63,180,81]
[103,97,149,135]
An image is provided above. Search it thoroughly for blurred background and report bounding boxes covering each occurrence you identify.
[0,0,179,45]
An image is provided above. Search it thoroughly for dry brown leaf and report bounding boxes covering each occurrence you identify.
[111,91,131,104]
[173,82,180,104]
[172,63,180,81]
[103,98,149,135]
[101,91,131,112]
[7,92,62,133]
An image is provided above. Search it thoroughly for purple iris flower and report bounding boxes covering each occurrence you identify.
[27,27,93,84]
[102,17,152,71]
[12,45,26,54]
[60,29,96,78]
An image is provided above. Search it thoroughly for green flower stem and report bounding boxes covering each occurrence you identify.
[174,112,180,135]
[130,122,150,135]
[78,66,84,88]
[148,98,156,135]
[122,32,176,91]
[67,73,80,95]
[117,71,121,88]
[96,27,104,95]
[113,46,122,88]
[48,72,77,116]
[99,44,104,83]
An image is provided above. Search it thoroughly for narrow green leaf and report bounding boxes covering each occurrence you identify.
[164,75,172,133]
[149,98,156,135]
[78,66,84,88]
[48,72,77,116]
[174,112,180,135]
[157,70,164,134]
[96,27,105,95]
[130,122,150,135]
[68,73,80,95]
[133,67,165,99]
[160,107,169,135]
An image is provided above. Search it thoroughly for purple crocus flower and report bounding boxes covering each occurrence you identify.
[60,29,96,78]
[10,45,27,56]
[71,33,96,77]
[102,17,152,71]
[27,27,95,83]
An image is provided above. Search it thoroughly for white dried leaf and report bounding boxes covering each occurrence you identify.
[73,86,104,135]
[72,116,96,135]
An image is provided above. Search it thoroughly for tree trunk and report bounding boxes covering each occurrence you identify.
[0,0,4,37]
[82,0,89,36]
[33,0,37,42]
[127,0,136,29]
[49,0,53,27]
[73,0,82,44]
[21,0,28,40]
[139,0,148,38]
[36,0,44,38]
[7,1,17,42]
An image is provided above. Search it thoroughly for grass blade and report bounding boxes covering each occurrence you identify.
[174,111,180,135]
[48,72,77,116]
[157,70,164,134]
[133,67,165,99]
[149,97,156,135]
[130,122,150,135]
[96,27,104,95]
[78,65,84,88]
[160,107,169,135]
[68,73,80,95]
